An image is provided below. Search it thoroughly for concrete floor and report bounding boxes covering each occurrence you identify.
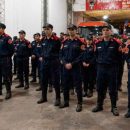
[0,67,130,130]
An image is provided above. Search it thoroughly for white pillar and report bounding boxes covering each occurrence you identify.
[48,0,67,35]
[5,0,42,40]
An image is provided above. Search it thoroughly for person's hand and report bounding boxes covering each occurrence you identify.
[65,63,72,70]
[39,57,43,62]
[125,47,129,54]
[83,62,90,67]
[32,55,36,59]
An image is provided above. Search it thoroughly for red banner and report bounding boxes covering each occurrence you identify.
[86,0,130,10]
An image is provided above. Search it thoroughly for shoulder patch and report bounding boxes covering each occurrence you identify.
[79,38,86,44]
[113,38,122,45]
[95,40,102,45]
[52,35,59,41]
[62,38,68,43]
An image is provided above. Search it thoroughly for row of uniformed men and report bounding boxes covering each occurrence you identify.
[0,22,130,118]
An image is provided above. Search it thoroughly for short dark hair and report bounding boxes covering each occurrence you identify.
[0,23,6,29]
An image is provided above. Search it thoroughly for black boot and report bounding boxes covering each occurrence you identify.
[37,98,47,104]
[76,104,82,112]
[124,109,130,118]
[87,90,93,98]
[111,107,119,116]
[0,90,2,95]
[110,93,119,116]
[59,101,69,108]
[5,91,12,100]
[92,105,103,112]
[54,99,61,106]
[83,92,87,97]
[30,79,36,83]
[92,93,104,112]
[24,84,29,90]
[36,87,42,91]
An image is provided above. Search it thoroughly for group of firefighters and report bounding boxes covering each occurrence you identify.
[1,22,130,118]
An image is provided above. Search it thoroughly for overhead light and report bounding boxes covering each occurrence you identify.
[103,15,109,20]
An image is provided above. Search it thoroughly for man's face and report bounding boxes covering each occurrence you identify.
[19,33,25,39]
[0,28,4,34]
[86,39,92,45]
[44,28,53,36]
[34,35,40,41]
[68,28,77,37]
[102,27,112,38]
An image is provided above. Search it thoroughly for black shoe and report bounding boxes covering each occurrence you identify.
[76,104,82,112]
[124,110,130,118]
[54,99,61,106]
[87,91,93,98]
[118,88,122,92]
[59,103,69,108]
[83,92,87,97]
[37,98,47,104]
[0,91,2,95]
[36,87,42,91]
[5,92,12,100]
[24,85,29,90]
[15,84,24,88]
[92,105,103,112]
[29,73,33,76]
[30,79,36,83]
[111,107,119,116]
[13,72,16,75]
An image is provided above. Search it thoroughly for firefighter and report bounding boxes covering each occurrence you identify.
[82,36,96,98]
[15,30,32,90]
[30,33,41,83]
[92,25,122,116]
[0,23,14,99]
[37,24,61,106]
[59,24,83,112]
[124,37,130,118]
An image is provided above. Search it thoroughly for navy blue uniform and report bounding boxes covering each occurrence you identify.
[125,44,130,110]
[82,45,96,95]
[95,39,121,108]
[117,42,125,90]
[40,35,61,101]
[16,39,31,87]
[0,33,14,93]
[60,38,83,104]
[32,40,43,81]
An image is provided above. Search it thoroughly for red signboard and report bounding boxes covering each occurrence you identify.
[86,0,130,10]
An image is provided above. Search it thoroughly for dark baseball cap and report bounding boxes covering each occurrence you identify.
[102,24,112,30]
[43,23,53,29]
[0,23,6,29]
[67,24,77,30]
[19,30,26,34]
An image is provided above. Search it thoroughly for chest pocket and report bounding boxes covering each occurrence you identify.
[63,45,69,50]
[108,46,115,52]
[97,46,103,52]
